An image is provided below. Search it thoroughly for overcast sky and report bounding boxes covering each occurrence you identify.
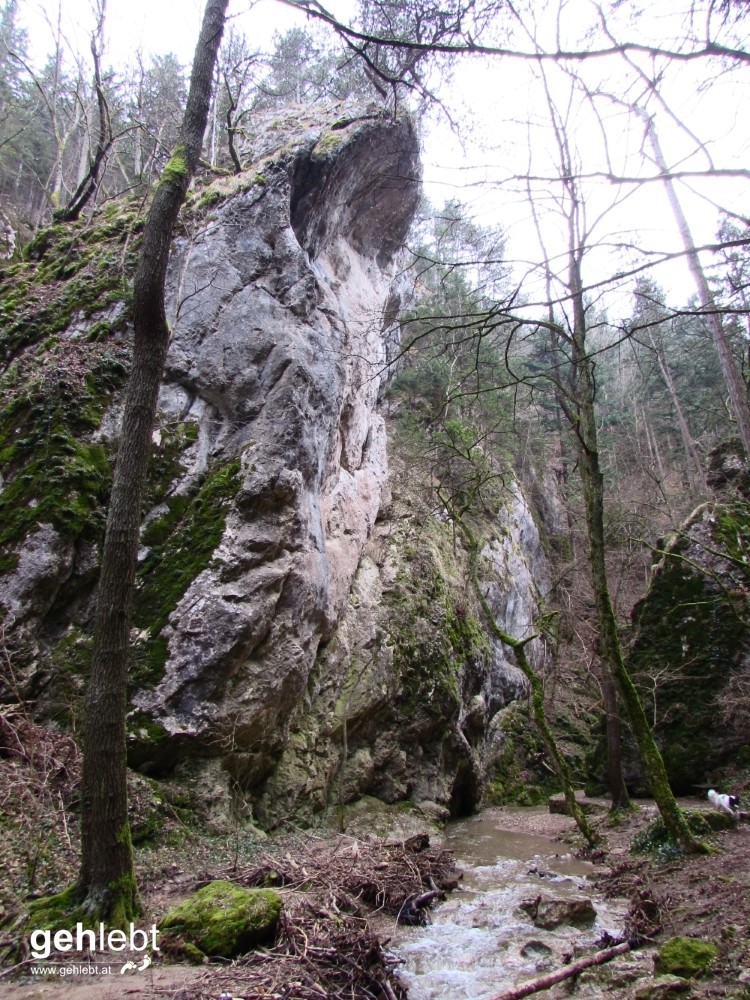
[20,0,309,64]
[16,0,750,315]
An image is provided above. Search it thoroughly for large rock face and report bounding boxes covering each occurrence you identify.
[628,442,750,790]
[129,110,420,772]
[254,463,549,827]
[0,105,552,827]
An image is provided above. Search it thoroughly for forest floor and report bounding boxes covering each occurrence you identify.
[1,795,750,1000]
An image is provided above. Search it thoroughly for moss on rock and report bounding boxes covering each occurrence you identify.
[0,344,130,571]
[0,208,139,576]
[629,501,750,789]
[130,458,242,691]
[158,881,281,958]
[384,543,487,719]
[1,207,139,361]
[486,702,561,806]
[655,936,718,978]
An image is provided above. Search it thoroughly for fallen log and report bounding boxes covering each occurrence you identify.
[488,940,632,1000]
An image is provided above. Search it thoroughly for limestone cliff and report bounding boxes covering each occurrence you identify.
[0,106,551,828]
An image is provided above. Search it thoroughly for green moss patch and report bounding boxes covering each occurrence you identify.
[130,458,242,690]
[26,885,85,932]
[655,936,718,978]
[159,147,189,189]
[1,207,140,361]
[629,502,750,789]
[486,702,561,806]
[158,881,281,959]
[384,544,487,719]
[0,208,139,573]
[0,342,130,572]
[631,809,732,861]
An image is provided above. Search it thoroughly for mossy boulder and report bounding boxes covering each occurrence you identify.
[655,936,718,978]
[629,499,750,790]
[158,881,281,959]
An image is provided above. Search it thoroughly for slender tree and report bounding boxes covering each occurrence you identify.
[53,0,114,222]
[76,0,230,923]
[519,71,704,852]
[642,115,750,461]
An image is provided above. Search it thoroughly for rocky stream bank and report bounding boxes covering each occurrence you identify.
[2,793,750,1000]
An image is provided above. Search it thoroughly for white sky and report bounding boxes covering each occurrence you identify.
[17,0,750,319]
[20,0,309,65]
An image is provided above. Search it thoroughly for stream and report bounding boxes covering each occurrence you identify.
[391,808,629,1000]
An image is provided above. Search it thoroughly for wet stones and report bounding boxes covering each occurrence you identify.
[518,893,597,930]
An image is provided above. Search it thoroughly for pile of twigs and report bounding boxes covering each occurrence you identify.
[210,832,458,924]
[594,859,662,943]
[0,706,81,896]
[157,908,407,999]
[158,833,458,999]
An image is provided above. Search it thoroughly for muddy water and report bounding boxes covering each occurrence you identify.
[392,808,628,1000]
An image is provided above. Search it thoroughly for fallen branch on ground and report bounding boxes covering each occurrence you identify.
[487,940,632,1000]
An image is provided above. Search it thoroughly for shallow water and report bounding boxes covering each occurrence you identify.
[392,808,628,1000]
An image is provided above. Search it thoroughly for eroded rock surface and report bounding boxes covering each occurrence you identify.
[0,105,552,827]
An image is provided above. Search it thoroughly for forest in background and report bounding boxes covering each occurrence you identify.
[1,0,750,921]
[2,0,750,786]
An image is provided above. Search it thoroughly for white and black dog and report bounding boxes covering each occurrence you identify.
[708,788,740,819]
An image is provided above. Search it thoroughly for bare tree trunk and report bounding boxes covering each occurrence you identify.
[225,81,243,174]
[647,119,750,461]
[569,308,703,852]
[648,331,707,497]
[602,668,629,809]
[55,2,114,223]
[77,0,229,924]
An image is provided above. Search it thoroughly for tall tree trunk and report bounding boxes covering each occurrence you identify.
[648,331,707,498]
[77,0,229,924]
[601,668,629,809]
[567,273,704,852]
[647,119,750,461]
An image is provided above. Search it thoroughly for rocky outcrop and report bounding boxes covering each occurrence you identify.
[628,443,750,790]
[0,104,552,827]
[128,110,420,777]
[255,468,549,827]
